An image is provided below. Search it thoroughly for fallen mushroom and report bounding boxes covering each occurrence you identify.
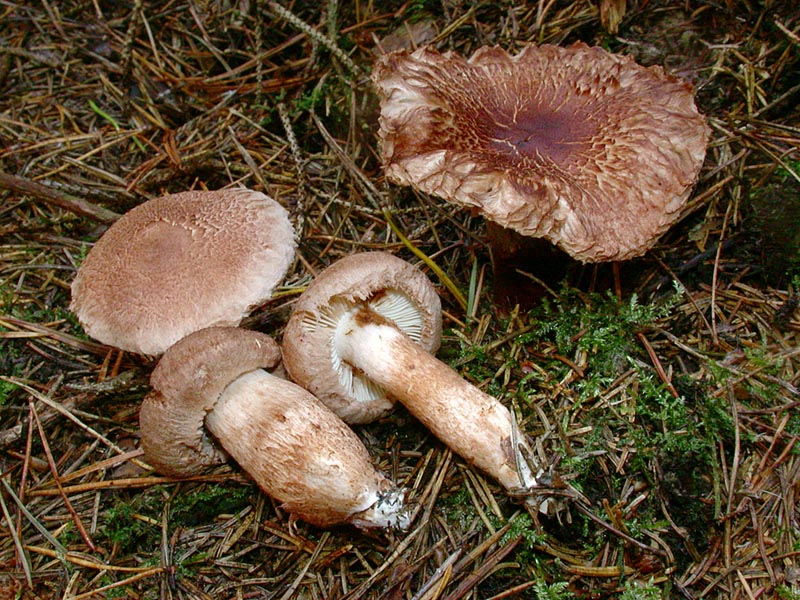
[283,252,443,425]
[70,188,295,355]
[282,252,544,500]
[139,326,408,530]
[372,43,710,263]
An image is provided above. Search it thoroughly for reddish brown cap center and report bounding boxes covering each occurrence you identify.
[138,221,192,265]
[485,102,599,168]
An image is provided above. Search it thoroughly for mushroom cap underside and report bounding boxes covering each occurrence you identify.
[282,252,442,424]
[372,43,710,262]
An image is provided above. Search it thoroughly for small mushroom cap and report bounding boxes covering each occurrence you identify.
[282,252,442,424]
[373,43,710,262]
[70,188,295,355]
[139,326,283,476]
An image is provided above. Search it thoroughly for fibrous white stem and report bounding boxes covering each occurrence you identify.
[335,308,539,494]
[205,369,408,529]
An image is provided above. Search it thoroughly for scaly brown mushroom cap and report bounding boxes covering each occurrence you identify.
[140,327,408,529]
[282,252,442,424]
[70,188,295,355]
[373,43,710,262]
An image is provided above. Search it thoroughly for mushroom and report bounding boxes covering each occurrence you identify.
[372,43,710,263]
[282,252,543,499]
[70,188,295,355]
[283,252,443,425]
[139,326,408,529]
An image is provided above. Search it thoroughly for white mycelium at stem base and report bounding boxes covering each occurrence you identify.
[334,306,539,494]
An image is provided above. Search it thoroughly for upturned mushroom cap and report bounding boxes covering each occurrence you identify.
[70,188,295,355]
[140,326,283,475]
[372,43,710,262]
[282,252,442,424]
[140,326,408,529]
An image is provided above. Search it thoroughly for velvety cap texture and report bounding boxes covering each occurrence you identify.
[70,189,295,355]
[373,43,710,262]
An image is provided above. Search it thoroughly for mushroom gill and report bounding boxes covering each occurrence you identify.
[373,43,710,262]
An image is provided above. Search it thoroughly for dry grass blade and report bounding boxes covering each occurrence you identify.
[0,482,32,587]
[28,399,96,551]
[441,534,522,600]
[0,478,68,560]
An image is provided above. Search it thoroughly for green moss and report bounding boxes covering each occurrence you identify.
[439,485,478,528]
[0,379,18,406]
[515,285,722,567]
[620,579,665,600]
[99,497,160,555]
[529,580,575,600]
[171,484,252,527]
[777,584,800,600]
[521,286,678,401]
[500,512,547,562]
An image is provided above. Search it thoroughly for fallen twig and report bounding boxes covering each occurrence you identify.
[0,171,120,223]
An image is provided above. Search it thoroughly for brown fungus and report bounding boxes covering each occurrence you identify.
[282,252,442,425]
[70,188,295,355]
[372,43,710,263]
[140,327,408,530]
[282,253,547,506]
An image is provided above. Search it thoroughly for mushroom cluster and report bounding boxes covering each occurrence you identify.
[139,326,408,529]
[71,189,409,529]
[69,41,711,532]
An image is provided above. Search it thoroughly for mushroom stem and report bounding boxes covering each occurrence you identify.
[204,368,408,529]
[140,327,407,530]
[335,307,538,494]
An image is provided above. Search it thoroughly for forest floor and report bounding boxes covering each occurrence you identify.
[1,1,799,598]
